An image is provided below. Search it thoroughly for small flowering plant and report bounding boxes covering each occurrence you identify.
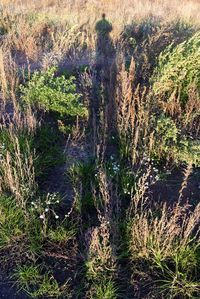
[120,168,136,196]
[105,156,121,178]
[30,192,61,237]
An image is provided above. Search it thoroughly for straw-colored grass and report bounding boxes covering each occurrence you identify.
[1,0,200,39]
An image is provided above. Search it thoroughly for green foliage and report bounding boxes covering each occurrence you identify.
[20,67,87,117]
[106,159,136,197]
[0,196,25,249]
[178,138,200,166]
[0,194,74,296]
[156,115,178,144]
[153,114,179,160]
[93,280,117,299]
[156,247,200,298]
[13,265,61,298]
[0,192,72,255]
[0,196,42,255]
[0,123,64,185]
[0,127,33,158]
[129,202,200,298]
[13,265,41,289]
[153,31,200,104]
[69,161,97,212]
[48,225,75,244]
[118,167,135,196]
[25,215,44,255]
[33,125,65,179]
[0,195,42,255]
[152,114,200,166]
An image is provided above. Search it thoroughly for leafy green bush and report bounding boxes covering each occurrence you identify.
[153,31,200,104]
[152,114,200,166]
[20,67,87,117]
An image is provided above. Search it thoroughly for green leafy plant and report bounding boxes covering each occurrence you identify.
[152,114,200,166]
[20,67,87,117]
[156,252,200,299]
[153,114,179,161]
[0,195,43,256]
[153,31,200,104]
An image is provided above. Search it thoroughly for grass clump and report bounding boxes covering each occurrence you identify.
[0,196,25,249]
[48,224,76,244]
[129,201,200,298]
[13,264,61,298]
[33,124,65,179]
[69,161,97,213]
[91,280,117,299]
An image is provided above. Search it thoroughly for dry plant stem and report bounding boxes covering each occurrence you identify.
[85,168,117,297]
[129,164,200,264]
[0,100,38,211]
[1,0,200,34]
[0,135,36,210]
[0,49,19,101]
[116,58,152,164]
[128,165,151,218]
[130,201,200,261]
[178,162,193,202]
[159,86,200,136]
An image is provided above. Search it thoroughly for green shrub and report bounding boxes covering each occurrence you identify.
[154,114,178,156]
[153,31,200,104]
[178,138,200,166]
[20,67,87,117]
[152,114,200,166]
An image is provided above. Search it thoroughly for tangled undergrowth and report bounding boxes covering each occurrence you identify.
[0,1,200,298]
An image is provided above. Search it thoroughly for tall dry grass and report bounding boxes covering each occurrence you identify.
[130,201,200,261]
[0,80,38,210]
[1,0,200,39]
[116,57,153,164]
